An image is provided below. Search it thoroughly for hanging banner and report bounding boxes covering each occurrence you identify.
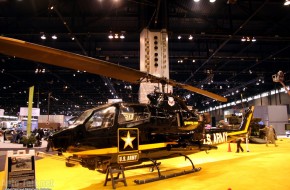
[27,86,34,137]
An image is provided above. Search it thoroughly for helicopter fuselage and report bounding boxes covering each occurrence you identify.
[52,101,213,171]
[52,102,254,172]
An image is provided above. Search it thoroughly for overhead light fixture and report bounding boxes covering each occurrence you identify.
[52,35,57,40]
[188,35,193,40]
[284,0,290,6]
[178,35,181,40]
[241,36,256,42]
[120,33,125,39]
[35,68,45,74]
[40,34,46,40]
[108,34,113,39]
[108,31,126,40]
[108,32,113,39]
[194,0,200,2]
[209,0,216,2]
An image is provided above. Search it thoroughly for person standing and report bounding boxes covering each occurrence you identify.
[260,125,278,147]
[236,138,244,153]
[0,130,3,142]
[46,131,54,152]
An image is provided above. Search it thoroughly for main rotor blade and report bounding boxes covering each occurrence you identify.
[168,80,227,102]
[0,36,227,102]
[0,36,144,83]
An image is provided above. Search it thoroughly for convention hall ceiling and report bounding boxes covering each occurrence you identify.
[0,0,289,115]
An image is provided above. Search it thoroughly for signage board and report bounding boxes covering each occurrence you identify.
[0,109,4,116]
[4,150,36,189]
[117,128,139,164]
[19,107,40,117]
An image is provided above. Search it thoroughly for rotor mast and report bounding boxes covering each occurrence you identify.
[139,28,172,103]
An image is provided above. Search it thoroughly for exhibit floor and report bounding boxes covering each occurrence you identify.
[1,138,290,190]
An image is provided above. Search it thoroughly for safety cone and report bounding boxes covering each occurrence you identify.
[228,143,232,152]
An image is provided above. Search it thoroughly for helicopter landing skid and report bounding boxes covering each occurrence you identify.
[133,155,201,184]
[125,161,161,171]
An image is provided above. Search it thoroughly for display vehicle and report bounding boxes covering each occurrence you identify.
[0,36,254,183]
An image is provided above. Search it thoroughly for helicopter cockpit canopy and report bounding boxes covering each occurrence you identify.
[69,108,95,128]
[86,106,116,130]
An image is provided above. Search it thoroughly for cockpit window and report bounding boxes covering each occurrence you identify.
[74,109,94,125]
[86,106,116,130]
[118,104,150,124]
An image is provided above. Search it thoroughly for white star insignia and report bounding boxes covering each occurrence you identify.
[121,131,136,149]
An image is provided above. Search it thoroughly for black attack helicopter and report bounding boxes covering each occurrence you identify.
[0,36,254,183]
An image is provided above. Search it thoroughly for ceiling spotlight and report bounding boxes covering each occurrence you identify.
[188,35,193,40]
[194,0,200,2]
[209,0,216,2]
[114,33,119,39]
[52,35,57,40]
[40,34,46,40]
[178,35,182,40]
[108,32,113,39]
[284,0,290,6]
[251,37,256,42]
[241,37,246,42]
[120,34,125,39]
